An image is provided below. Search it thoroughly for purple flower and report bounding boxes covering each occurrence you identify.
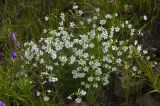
[12,50,17,59]
[0,101,5,106]
[10,32,17,42]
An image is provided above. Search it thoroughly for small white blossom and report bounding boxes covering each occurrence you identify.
[78,10,83,16]
[115,13,118,17]
[80,90,86,96]
[93,83,98,88]
[43,96,50,101]
[40,59,44,64]
[95,8,100,12]
[115,27,120,32]
[79,21,84,25]
[48,77,58,82]
[88,76,94,82]
[128,24,132,29]
[70,22,75,27]
[43,29,47,33]
[143,15,147,20]
[75,98,82,103]
[60,12,65,21]
[134,40,138,45]
[73,5,78,9]
[67,95,72,100]
[87,18,92,23]
[93,16,97,20]
[125,20,129,24]
[100,20,106,25]
[133,66,137,71]
[47,90,51,93]
[45,16,49,21]
[36,91,40,96]
[143,50,148,54]
[137,45,142,52]
[105,14,112,19]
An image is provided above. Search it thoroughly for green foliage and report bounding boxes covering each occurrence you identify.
[0,0,159,106]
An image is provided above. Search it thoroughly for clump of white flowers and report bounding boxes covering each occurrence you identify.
[23,4,149,103]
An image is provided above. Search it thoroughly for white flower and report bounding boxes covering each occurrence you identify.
[93,16,97,20]
[70,55,76,64]
[46,65,53,71]
[41,71,49,76]
[95,8,100,12]
[105,14,112,19]
[48,77,58,82]
[88,76,94,82]
[143,50,148,54]
[49,30,56,35]
[95,68,102,75]
[131,29,135,36]
[112,67,117,71]
[115,27,120,32]
[60,12,65,21]
[43,29,47,33]
[59,56,67,63]
[75,98,82,103]
[133,66,137,71]
[121,24,125,28]
[100,20,106,25]
[33,63,37,67]
[125,20,129,24]
[40,59,44,64]
[112,46,117,50]
[103,80,109,85]
[134,40,138,45]
[147,56,150,60]
[128,24,132,29]
[70,22,75,27]
[80,90,86,96]
[143,15,147,20]
[67,95,72,100]
[43,96,49,101]
[93,83,98,88]
[36,91,40,96]
[78,10,83,16]
[116,58,122,64]
[87,18,92,23]
[45,16,49,21]
[137,45,142,52]
[47,90,51,93]
[117,51,122,56]
[51,51,57,60]
[79,21,84,25]
[59,21,64,26]
[115,13,118,17]
[73,5,78,9]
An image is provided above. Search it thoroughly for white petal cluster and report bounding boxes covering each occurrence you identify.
[23,6,150,102]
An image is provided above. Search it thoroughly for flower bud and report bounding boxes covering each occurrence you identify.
[10,32,17,42]
[12,50,17,59]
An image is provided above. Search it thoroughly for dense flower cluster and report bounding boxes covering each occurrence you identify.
[23,5,149,103]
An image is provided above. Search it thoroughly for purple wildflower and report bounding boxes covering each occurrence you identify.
[12,50,17,59]
[0,101,5,106]
[10,32,17,42]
